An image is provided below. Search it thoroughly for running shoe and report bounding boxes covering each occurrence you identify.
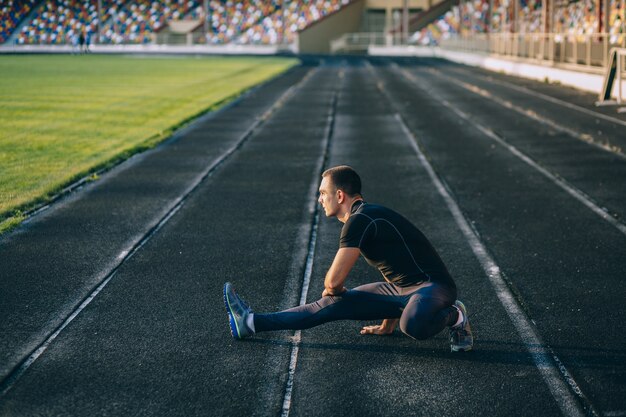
[223,282,254,339]
[450,300,473,352]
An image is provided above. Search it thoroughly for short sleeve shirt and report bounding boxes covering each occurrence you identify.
[339,200,455,288]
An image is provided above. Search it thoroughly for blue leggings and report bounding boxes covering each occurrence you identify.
[254,281,458,340]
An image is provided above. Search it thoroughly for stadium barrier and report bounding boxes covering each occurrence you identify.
[599,47,626,105]
[0,43,285,55]
[331,31,624,72]
[440,33,624,70]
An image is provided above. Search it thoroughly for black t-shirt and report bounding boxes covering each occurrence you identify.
[339,200,456,289]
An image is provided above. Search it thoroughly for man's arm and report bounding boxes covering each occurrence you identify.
[322,247,360,296]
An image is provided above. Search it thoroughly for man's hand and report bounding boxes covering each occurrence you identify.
[360,319,399,335]
[322,286,347,297]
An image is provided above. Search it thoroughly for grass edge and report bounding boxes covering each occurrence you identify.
[0,61,298,237]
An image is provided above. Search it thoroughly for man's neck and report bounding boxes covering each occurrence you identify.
[338,197,364,224]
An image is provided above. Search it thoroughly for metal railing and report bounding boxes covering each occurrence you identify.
[331,31,626,71]
[441,32,626,69]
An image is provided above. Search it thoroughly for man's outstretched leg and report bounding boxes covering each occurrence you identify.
[224,281,404,339]
[225,281,473,352]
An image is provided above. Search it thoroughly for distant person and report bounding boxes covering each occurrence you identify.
[71,32,79,54]
[224,165,473,352]
[78,31,85,54]
[84,31,91,53]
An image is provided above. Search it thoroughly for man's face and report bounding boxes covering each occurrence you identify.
[318,176,340,218]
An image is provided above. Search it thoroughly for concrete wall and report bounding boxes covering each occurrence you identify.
[296,0,366,54]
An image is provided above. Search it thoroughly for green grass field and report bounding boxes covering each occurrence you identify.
[0,54,297,233]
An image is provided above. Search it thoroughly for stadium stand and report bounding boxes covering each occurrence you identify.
[609,2,625,44]
[16,0,115,45]
[518,0,543,33]
[101,0,201,44]
[554,0,597,36]
[235,0,350,45]
[413,0,489,45]
[13,0,201,44]
[0,0,38,43]
[3,0,623,47]
[6,0,351,45]
[205,0,280,44]
[412,0,624,45]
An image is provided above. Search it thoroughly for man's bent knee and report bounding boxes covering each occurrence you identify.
[400,318,438,340]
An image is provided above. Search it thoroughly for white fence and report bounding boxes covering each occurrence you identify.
[441,33,625,69]
[331,31,626,71]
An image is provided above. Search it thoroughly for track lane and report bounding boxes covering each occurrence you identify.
[0,65,341,415]
[442,62,626,124]
[400,64,626,227]
[375,60,626,414]
[432,64,626,156]
[280,66,341,417]
[0,65,339,415]
[288,62,564,417]
[0,65,309,388]
[373,63,588,416]
[446,64,626,129]
[2,57,625,417]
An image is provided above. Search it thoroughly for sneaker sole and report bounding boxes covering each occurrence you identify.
[451,300,473,352]
[451,344,473,352]
[223,283,242,339]
[455,300,468,316]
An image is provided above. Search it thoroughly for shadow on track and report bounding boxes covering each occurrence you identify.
[245,328,626,371]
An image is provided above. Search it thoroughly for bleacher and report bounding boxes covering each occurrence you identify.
[236,0,348,45]
[4,0,350,45]
[413,0,489,46]
[5,0,621,47]
[206,0,280,44]
[414,0,624,46]
[16,0,104,45]
[101,0,201,44]
[0,0,38,43]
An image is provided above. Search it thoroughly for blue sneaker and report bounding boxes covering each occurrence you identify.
[450,300,473,352]
[223,282,254,339]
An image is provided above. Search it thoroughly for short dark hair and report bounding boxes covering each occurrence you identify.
[322,165,362,196]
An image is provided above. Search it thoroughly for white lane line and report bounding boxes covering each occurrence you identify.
[449,66,626,129]
[368,62,592,417]
[396,112,589,417]
[280,71,341,417]
[281,219,319,417]
[0,202,183,397]
[0,67,317,399]
[396,65,626,238]
[423,67,625,158]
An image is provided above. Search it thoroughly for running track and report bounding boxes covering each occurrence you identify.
[1,57,625,416]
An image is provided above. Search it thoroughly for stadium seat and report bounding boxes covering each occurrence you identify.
[101,0,201,44]
[0,0,38,43]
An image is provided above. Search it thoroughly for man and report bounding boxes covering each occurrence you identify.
[224,165,473,351]
[78,31,85,54]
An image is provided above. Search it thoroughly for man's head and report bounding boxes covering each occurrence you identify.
[318,165,362,220]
